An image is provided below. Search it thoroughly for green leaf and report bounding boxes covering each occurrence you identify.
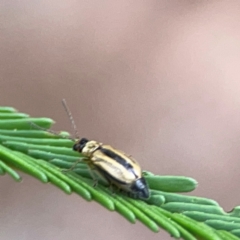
[0,118,54,130]
[0,135,73,147]
[0,129,70,138]
[151,190,219,205]
[0,160,21,181]
[162,202,226,215]
[0,107,17,113]
[145,175,198,192]
[0,113,29,119]
[0,145,48,183]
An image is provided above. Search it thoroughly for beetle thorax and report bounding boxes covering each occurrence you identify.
[81,140,102,157]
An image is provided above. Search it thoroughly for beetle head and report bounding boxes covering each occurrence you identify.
[73,138,89,152]
[74,139,101,157]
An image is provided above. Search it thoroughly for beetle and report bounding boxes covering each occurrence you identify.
[72,137,149,199]
[31,99,150,199]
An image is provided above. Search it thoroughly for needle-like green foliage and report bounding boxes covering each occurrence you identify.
[0,106,239,240]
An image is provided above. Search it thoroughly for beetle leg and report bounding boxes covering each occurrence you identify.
[62,157,86,172]
[90,171,99,187]
[86,164,100,187]
[92,179,98,187]
[108,183,115,195]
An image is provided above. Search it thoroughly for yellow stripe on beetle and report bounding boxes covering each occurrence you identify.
[73,138,150,199]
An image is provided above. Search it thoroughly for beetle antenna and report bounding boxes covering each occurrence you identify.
[29,122,75,142]
[62,99,80,139]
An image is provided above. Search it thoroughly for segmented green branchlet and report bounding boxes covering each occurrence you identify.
[36,160,91,200]
[66,172,115,211]
[1,106,240,239]
[0,159,21,181]
[0,107,17,113]
[0,113,29,119]
[107,192,159,232]
[145,175,197,193]
[127,198,181,238]
[217,230,240,240]
[0,145,48,183]
[145,195,165,206]
[28,150,79,162]
[229,206,240,217]
[155,207,228,240]
[98,185,136,223]
[2,137,240,237]
[49,158,87,169]
[184,211,240,224]
[3,141,79,156]
[17,153,72,194]
[0,129,69,138]
[151,190,219,205]
[162,202,226,215]
[0,135,73,147]
[231,230,240,238]
[151,206,197,240]
[0,118,54,129]
[205,220,240,232]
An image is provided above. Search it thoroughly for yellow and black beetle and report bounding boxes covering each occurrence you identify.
[32,99,149,199]
[73,138,149,199]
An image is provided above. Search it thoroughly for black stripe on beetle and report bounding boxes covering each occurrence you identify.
[100,148,136,171]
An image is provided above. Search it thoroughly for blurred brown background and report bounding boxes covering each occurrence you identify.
[1,1,240,239]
